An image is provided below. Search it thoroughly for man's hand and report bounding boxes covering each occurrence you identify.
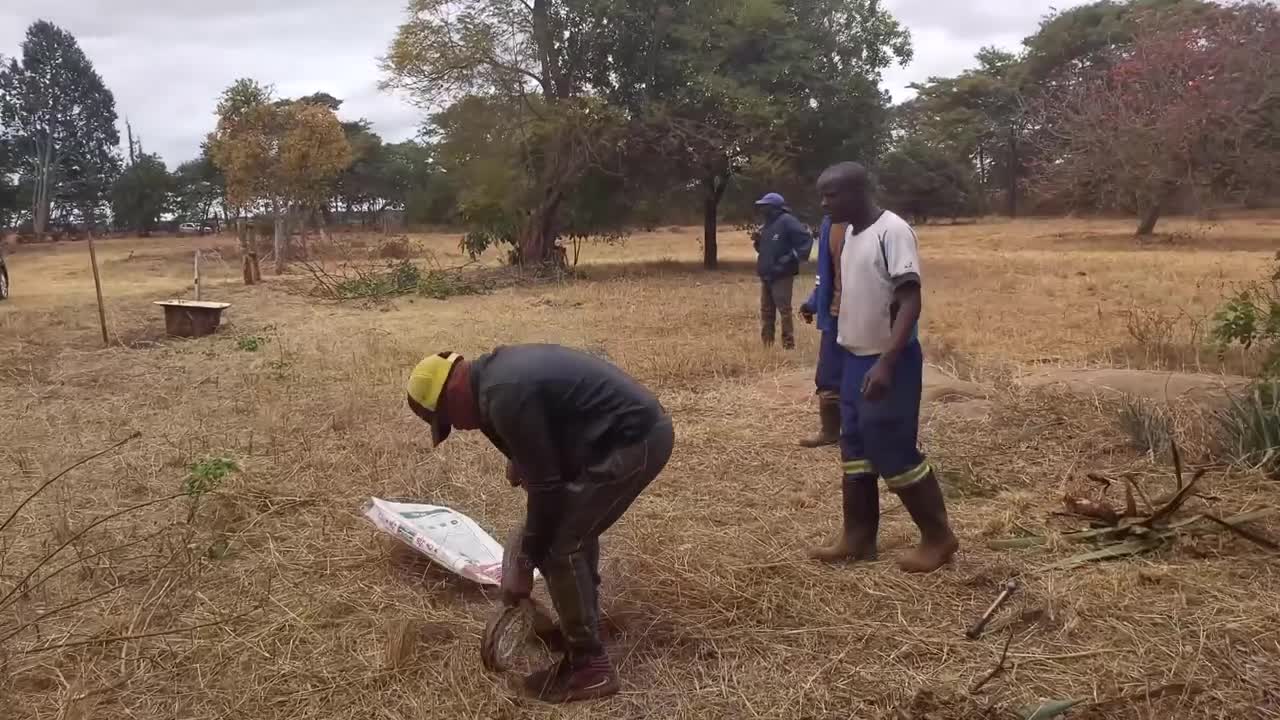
[500,525,534,605]
[799,301,815,324]
[861,357,894,403]
[501,560,534,605]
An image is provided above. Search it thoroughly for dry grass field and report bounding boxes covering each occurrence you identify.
[1,216,1277,719]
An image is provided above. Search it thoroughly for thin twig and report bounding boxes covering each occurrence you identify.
[0,432,141,535]
[1170,436,1185,491]
[20,606,260,655]
[0,583,124,644]
[0,493,184,609]
[1202,514,1280,554]
[0,525,171,612]
[970,631,1014,693]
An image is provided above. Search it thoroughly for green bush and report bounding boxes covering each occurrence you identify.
[1212,253,1280,473]
[325,260,489,301]
[333,260,423,298]
[1212,251,1280,377]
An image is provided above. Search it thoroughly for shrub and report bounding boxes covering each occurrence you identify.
[1212,251,1280,377]
[1216,381,1280,475]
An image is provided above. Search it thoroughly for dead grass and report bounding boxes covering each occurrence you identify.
[1,218,1278,719]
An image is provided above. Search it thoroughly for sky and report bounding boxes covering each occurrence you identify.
[0,0,1088,168]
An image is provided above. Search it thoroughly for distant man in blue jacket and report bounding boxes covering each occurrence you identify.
[797,215,846,447]
[752,192,813,349]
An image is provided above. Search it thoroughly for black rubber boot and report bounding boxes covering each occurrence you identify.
[809,473,879,562]
[893,470,959,573]
[799,392,841,448]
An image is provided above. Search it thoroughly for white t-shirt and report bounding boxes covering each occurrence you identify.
[836,210,921,356]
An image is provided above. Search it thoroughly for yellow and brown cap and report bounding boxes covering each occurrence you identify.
[406,351,463,445]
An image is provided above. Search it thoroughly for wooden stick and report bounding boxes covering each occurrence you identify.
[969,631,1014,693]
[0,432,141,535]
[87,234,109,346]
[967,580,1019,639]
[1202,514,1280,554]
[20,606,259,654]
[194,250,201,301]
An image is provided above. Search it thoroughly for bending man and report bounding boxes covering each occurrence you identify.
[405,344,674,702]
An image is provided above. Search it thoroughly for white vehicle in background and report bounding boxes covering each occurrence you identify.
[178,222,212,236]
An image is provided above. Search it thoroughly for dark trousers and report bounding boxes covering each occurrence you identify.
[760,275,795,347]
[814,329,843,394]
[838,341,929,488]
[539,416,675,658]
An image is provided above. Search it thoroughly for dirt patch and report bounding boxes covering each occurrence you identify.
[761,366,994,427]
[762,366,993,404]
[1018,368,1249,410]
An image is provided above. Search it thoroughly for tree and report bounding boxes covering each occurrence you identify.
[635,0,910,267]
[110,152,172,235]
[173,154,224,226]
[0,127,17,229]
[878,142,975,224]
[901,48,1027,216]
[0,21,120,239]
[1031,2,1280,235]
[384,0,628,265]
[382,140,454,225]
[1020,0,1210,91]
[334,119,389,220]
[209,79,352,279]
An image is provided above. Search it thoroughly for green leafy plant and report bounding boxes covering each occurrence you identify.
[185,456,238,497]
[332,259,423,298]
[1212,252,1280,377]
[237,335,267,352]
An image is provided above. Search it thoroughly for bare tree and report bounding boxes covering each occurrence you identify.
[1031,2,1280,235]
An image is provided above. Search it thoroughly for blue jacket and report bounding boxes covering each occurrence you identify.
[754,210,813,279]
[804,216,838,333]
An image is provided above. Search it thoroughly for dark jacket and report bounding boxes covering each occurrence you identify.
[754,210,813,279]
[804,216,838,334]
[469,344,665,562]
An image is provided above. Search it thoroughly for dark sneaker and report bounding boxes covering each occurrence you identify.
[519,653,619,703]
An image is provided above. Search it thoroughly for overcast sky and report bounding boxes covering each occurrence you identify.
[0,0,1087,167]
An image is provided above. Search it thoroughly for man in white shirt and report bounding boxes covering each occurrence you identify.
[807,162,959,573]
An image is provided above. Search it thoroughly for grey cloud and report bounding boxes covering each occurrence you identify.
[1,0,413,166]
[881,0,1089,102]
[883,0,1058,39]
[2,0,1090,163]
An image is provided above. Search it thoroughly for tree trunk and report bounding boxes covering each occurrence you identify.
[976,145,988,214]
[701,172,729,270]
[237,217,255,285]
[1136,182,1177,236]
[518,189,564,268]
[33,168,51,241]
[272,202,286,274]
[1006,126,1018,218]
[1136,202,1163,236]
[531,0,565,99]
[703,199,718,271]
[315,206,331,244]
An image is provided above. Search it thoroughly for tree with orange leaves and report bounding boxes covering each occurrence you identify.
[210,79,352,280]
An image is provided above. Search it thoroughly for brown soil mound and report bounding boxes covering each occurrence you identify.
[1018,368,1249,410]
